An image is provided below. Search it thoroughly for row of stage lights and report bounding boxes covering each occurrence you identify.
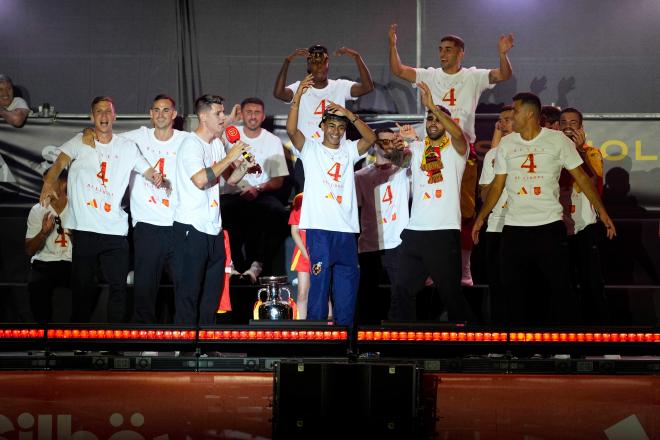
[1,327,658,343]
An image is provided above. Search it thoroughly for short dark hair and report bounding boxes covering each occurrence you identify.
[153,94,176,108]
[540,105,561,126]
[513,92,541,116]
[501,104,514,113]
[440,35,465,51]
[91,96,114,111]
[240,97,264,110]
[375,127,395,136]
[560,107,583,125]
[427,104,452,117]
[194,94,224,115]
[0,74,13,85]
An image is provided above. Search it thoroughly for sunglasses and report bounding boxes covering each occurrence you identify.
[54,216,64,235]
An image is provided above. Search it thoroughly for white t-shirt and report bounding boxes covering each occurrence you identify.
[25,203,72,263]
[415,66,493,143]
[221,126,289,194]
[356,164,410,252]
[173,133,226,235]
[7,97,29,111]
[478,147,508,233]
[299,139,361,233]
[560,185,597,236]
[407,138,467,231]
[286,79,356,141]
[121,127,188,227]
[494,128,583,227]
[59,133,150,236]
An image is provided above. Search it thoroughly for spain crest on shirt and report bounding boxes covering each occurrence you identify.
[533,186,541,196]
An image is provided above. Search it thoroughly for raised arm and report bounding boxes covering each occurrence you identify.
[273,48,309,102]
[40,152,71,207]
[334,47,374,97]
[488,34,514,84]
[286,74,314,151]
[191,140,249,189]
[389,24,417,83]
[472,173,507,244]
[568,165,616,239]
[25,212,56,257]
[418,82,468,155]
[325,102,376,155]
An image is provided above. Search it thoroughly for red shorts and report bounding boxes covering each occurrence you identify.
[290,230,309,272]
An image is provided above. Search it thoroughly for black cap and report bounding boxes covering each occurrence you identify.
[308,45,329,63]
[319,109,350,127]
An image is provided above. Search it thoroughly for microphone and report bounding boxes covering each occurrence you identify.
[225,125,262,174]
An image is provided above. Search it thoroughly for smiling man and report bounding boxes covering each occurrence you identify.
[40,96,164,323]
[220,97,290,282]
[286,74,376,330]
[0,74,29,127]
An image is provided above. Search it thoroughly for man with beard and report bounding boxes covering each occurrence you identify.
[388,82,475,323]
[389,25,514,288]
[220,97,290,281]
[355,128,410,324]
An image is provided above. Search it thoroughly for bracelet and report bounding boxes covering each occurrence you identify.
[205,167,216,182]
[351,116,359,124]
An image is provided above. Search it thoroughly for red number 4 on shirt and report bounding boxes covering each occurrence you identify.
[521,154,537,173]
[326,162,342,182]
[442,88,456,106]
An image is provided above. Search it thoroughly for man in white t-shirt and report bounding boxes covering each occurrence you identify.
[0,74,29,128]
[478,104,513,323]
[26,169,71,323]
[220,97,290,281]
[171,94,252,326]
[274,44,374,141]
[389,82,475,323]
[39,96,164,323]
[472,92,616,325]
[355,128,410,324]
[389,25,514,287]
[559,107,607,323]
[286,74,376,329]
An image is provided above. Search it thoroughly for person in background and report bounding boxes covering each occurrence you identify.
[0,74,29,127]
[26,169,71,323]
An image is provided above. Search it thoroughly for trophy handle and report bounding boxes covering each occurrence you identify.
[279,287,292,302]
[257,288,269,302]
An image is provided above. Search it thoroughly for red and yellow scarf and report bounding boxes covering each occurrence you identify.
[421,135,450,183]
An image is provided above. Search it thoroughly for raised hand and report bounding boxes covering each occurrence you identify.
[227,140,249,162]
[296,74,315,97]
[227,104,242,124]
[333,47,359,59]
[41,212,56,236]
[416,82,436,110]
[325,101,349,117]
[40,180,58,207]
[286,48,309,62]
[395,122,419,142]
[498,33,514,54]
[389,24,398,46]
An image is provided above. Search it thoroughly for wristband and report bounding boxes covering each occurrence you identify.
[205,167,216,182]
[351,116,359,124]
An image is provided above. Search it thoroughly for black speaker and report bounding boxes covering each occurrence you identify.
[273,361,421,439]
